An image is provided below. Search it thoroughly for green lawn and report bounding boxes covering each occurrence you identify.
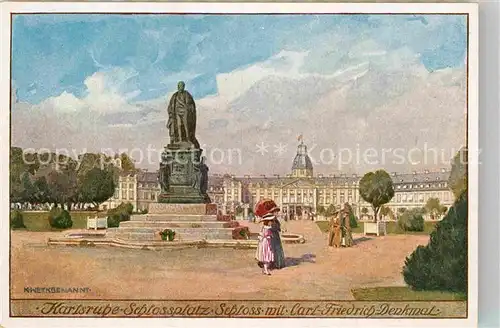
[13,211,101,232]
[316,220,437,235]
[351,287,466,301]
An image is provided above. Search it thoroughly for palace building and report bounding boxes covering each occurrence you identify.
[103,140,455,220]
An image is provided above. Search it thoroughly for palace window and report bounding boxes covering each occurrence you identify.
[129,191,134,200]
[397,194,401,202]
[129,183,134,189]
[121,191,126,199]
[114,190,118,198]
[151,193,156,201]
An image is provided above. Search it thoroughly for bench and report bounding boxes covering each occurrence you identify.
[86,216,108,230]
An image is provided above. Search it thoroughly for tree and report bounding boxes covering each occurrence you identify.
[20,172,36,205]
[116,153,136,172]
[425,197,447,220]
[79,167,116,207]
[316,205,326,216]
[448,147,467,199]
[379,206,395,220]
[402,190,467,293]
[359,170,395,222]
[33,176,50,204]
[43,166,78,209]
[10,147,28,204]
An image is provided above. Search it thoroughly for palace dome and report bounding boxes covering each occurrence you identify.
[291,142,313,171]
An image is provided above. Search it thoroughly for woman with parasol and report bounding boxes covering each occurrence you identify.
[254,199,286,270]
[255,213,275,275]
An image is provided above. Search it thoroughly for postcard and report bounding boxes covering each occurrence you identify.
[1,2,478,327]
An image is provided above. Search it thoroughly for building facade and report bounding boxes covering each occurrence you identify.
[103,140,454,220]
[219,141,455,220]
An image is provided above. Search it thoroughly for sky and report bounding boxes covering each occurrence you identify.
[11,14,468,175]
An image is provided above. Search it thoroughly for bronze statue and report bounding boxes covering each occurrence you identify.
[167,81,200,148]
[158,162,170,192]
[200,157,209,194]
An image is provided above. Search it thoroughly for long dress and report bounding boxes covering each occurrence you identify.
[255,226,274,265]
[270,218,286,269]
[328,216,342,247]
[341,213,354,247]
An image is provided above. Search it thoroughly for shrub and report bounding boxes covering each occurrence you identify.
[402,191,467,293]
[48,207,73,229]
[349,213,359,228]
[232,226,250,240]
[398,209,424,232]
[107,213,122,228]
[10,210,26,229]
[107,202,134,226]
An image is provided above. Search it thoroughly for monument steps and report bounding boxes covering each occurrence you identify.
[119,221,228,228]
[130,214,218,222]
[110,228,234,241]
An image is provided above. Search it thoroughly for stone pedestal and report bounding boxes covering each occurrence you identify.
[158,146,210,204]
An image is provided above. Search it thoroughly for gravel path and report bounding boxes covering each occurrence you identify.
[10,221,428,300]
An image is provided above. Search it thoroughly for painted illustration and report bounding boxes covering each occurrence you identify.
[7,5,476,322]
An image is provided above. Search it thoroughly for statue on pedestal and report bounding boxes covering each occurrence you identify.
[167,81,200,149]
[158,81,210,204]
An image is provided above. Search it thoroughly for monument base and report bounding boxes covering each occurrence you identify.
[159,147,211,204]
[158,190,211,204]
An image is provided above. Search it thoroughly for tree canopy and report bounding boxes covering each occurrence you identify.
[10,147,125,209]
[448,147,467,199]
[359,170,395,222]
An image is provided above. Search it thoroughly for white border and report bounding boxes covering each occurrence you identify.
[0,2,479,328]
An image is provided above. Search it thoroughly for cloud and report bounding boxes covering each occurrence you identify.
[11,16,467,175]
[32,67,143,114]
